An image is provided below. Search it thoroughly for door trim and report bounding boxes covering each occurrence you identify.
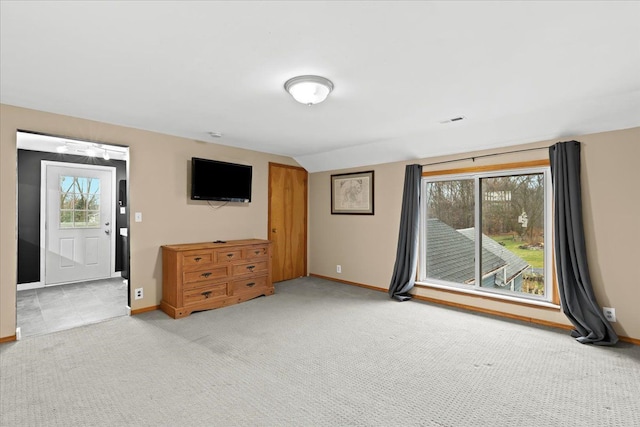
[40,161,117,287]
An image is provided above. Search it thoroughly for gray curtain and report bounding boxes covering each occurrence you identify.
[549,141,618,345]
[388,164,422,301]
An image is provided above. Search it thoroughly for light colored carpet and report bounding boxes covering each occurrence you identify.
[1,276,639,426]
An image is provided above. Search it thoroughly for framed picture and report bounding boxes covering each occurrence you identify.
[331,170,374,215]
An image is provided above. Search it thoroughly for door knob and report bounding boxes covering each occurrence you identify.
[272,228,277,233]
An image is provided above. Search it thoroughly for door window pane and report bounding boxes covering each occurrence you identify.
[60,210,74,227]
[88,179,100,194]
[76,177,88,193]
[87,211,100,227]
[74,194,87,210]
[60,176,74,192]
[87,195,99,210]
[60,193,74,210]
[58,175,101,228]
[74,210,87,226]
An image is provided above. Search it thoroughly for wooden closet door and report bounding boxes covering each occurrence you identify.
[268,163,307,282]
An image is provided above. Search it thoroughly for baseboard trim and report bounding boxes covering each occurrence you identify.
[308,273,639,345]
[131,305,160,315]
[620,336,640,345]
[0,335,17,344]
[17,282,43,291]
[309,274,387,293]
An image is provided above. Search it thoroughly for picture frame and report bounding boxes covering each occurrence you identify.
[331,170,374,215]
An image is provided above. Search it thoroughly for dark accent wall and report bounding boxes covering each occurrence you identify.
[17,150,127,284]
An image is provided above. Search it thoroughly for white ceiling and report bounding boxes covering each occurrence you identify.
[1,1,639,172]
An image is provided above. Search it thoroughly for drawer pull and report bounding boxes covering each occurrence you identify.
[254,250,261,255]
[201,272,212,278]
[227,253,234,258]
[194,257,202,262]
[201,291,212,298]
[246,265,255,271]
[246,282,256,288]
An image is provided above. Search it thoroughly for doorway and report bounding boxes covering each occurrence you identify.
[16,131,130,338]
[268,163,308,282]
[43,162,115,285]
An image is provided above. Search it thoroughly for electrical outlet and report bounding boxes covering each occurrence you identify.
[336,265,342,273]
[134,212,142,222]
[603,307,616,322]
[134,287,143,300]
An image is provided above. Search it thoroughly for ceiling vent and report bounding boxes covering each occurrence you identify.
[439,116,466,124]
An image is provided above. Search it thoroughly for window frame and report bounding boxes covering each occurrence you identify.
[418,160,556,305]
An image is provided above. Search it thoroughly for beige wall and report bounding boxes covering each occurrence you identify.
[0,104,299,339]
[309,127,640,341]
[2,103,638,342]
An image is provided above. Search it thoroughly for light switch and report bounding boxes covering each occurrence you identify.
[134,212,142,222]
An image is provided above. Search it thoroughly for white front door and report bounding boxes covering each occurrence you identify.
[45,163,114,285]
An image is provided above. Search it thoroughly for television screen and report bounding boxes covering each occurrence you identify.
[191,157,252,202]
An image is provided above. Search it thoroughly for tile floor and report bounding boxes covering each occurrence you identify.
[16,277,128,338]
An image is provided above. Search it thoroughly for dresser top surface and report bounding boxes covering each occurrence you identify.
[162,239,271,252]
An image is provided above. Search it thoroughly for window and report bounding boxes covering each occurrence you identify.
[59,175,101,228]
[419,164,552,302]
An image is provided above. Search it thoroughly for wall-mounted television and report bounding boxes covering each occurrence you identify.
[190,157,252,203]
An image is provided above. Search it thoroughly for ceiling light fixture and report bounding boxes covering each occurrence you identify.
[284,75,334,106]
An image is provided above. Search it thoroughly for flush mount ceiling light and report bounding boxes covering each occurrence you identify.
[284,75,334,106]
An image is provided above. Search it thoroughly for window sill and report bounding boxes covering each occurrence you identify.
[414,281,561,311]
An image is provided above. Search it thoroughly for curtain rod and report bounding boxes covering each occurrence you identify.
[421,146,550,168]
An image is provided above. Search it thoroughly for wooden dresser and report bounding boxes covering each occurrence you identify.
[160,239,273,319]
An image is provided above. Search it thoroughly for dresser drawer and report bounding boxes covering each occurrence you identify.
[184,282,227,305]
[230,275,268,296]
[181,250,214,271]
[183,265,229,285]
[242,246,269,260]
[214,249,242,264]
[232,260,269,277]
